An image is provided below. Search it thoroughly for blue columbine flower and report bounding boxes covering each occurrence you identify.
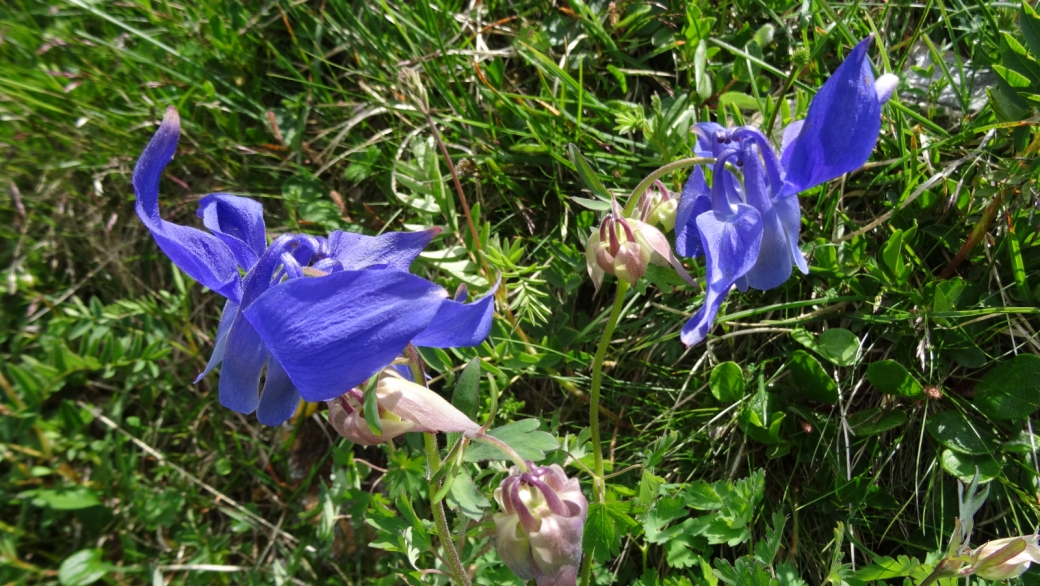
[134,107,497,425]
[675,36,898,346]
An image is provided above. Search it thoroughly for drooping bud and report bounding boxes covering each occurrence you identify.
[327,368,479,445]
[649,198,678,232]
[493,463,587,586]
[584,228,607,291]
[967,535,1040,581]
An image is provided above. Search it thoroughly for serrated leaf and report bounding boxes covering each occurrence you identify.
[866,360,924,399]
[974,354,1040,420]
[788,350,838,404]
[710,361,745,402]
[637,469,665,508]
[584,501,639,562]
[446,468,490,521]
[754,512,786,566]
[644,495,689,543]
[854,555,920,580]
[463,419,559,462]
[926,410,999,455]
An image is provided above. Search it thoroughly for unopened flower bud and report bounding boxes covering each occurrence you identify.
[648,198,678,232]
[493,463,587,586]
[969,535,1040,581]
[584,231,607,291]
[613,241,649,285]
[327,368,479,445]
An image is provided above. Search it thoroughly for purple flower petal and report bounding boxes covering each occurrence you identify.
[775,194,808,274]
[412,276,499,348]
[197,193,267,269]
[779,120,805,168]
[133,107,243,302]
[242,269,447,402]
[327,227,440,271]
[675,166,712,258]
[256,358,302,426]
[780,36,882,196]
[743,142,795,290]
[691,122,727,157]
[195,299,238,383]
[218,315,268,414]
[681,204,763,346]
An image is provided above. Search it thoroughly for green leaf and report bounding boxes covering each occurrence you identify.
[710,361,745,402]
[816,328,860,366]
[644,495,689,544]
[567,144,612,200]
[754,512,786,566]
[987,81,1031,122]
[362,379,383,437]
[788,350,838,404]
[447,359,481,446]
[1022,1,1040,59]
[854,555,921,580]
[584,501,639,562]
[446,468,491,521]
[927,411,999,455]
[637,469,665,508]
[865,360,924,399]
[880,229,904,278]
[26,487,101,511]
[848,408,907,437]
[570,196,612,211]
[993,63,1033,88]
[717,92,760,111]
[974,354,1040,420]
[463,419,559,462]
[1001,33,1040,88]
[59,549,109,586]
[939,449,1001,483]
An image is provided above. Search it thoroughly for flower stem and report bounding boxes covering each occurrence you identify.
[406,345,471,586]
[468,432,529,472]
[423,432,472,586]
[622,157,714,217]
[588,280,629,504]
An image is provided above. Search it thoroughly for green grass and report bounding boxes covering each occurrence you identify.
[2,0,1040,584]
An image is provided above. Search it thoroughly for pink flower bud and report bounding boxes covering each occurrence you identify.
[326,369,479,445]
[970,535,1040,581]
[493,463,587,586]
[584,231,606,292]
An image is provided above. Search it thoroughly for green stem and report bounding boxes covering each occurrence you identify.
[423,432,471,586]
[622,157,714,217]
[405,345,470,586]
[580,282,630,586]
[468,433,530,472]
[762,63,803,140]
[589,281,629,503]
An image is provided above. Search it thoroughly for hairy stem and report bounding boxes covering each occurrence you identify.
[468,432,529,471]
[589,280,629,503]
[423,432,471,586]
[406,345,470,586]
[622,157,714,217]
